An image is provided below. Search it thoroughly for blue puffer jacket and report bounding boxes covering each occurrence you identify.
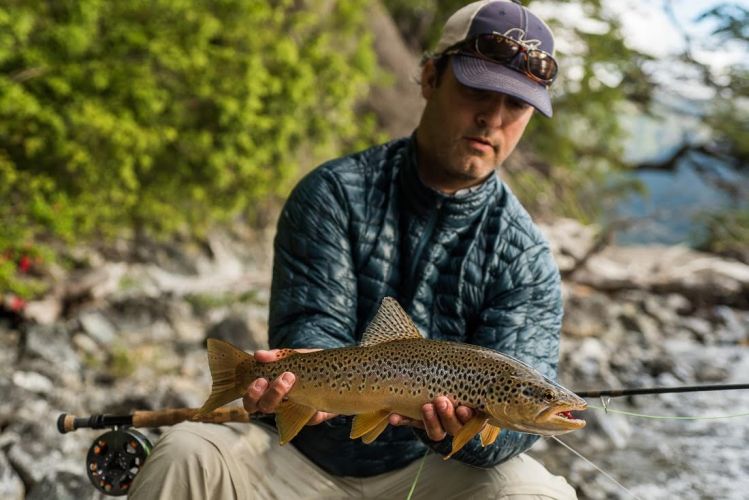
[268,135,563,477]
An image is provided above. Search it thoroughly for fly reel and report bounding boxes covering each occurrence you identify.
[86,428,152,495]
[58,407,251,496]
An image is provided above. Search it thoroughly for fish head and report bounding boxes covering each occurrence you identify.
[485,376,587,436]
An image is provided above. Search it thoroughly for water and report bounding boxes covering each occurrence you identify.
[609,155,748,247]
[537,343,749,500]
[605,101,748,247]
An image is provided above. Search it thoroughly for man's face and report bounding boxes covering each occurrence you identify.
[415,58,535,194]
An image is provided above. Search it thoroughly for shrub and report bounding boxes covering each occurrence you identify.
[0,0,376,296]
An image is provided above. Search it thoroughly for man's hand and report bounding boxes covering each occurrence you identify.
[389,396,475,441]
[242,349,337,425]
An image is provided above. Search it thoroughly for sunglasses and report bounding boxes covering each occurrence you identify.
[445,33,558,86]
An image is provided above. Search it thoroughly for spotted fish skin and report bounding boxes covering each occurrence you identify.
[241,340,530,420]
[195,297,587,457]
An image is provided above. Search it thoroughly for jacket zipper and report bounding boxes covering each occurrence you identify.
[407,200,442,296]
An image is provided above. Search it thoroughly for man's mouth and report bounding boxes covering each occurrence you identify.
[464,136,495,151]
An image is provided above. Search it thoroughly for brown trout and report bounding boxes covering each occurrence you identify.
[195,297,586,458]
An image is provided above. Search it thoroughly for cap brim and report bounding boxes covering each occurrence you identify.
[451,55,553,118]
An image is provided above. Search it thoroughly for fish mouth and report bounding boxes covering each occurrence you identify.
[538,403,588,429]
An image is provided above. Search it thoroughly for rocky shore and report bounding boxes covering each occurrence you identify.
[1,219,747,499]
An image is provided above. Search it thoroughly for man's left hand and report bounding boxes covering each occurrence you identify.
[388,396,475,441]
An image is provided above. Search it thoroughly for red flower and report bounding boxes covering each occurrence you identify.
[9,295,26,312]
[18,255,32,273]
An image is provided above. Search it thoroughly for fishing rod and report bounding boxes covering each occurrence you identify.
[62,383,749,496]
[57,407,251,496]
[575,383,749,398]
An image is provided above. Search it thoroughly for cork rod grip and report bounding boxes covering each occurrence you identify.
[131,407,251,427]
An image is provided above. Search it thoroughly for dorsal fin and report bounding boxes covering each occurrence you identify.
[360,297,423,347]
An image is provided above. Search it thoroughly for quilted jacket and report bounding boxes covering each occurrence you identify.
[268,135,563,477]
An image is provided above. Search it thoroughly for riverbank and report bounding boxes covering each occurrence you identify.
[1,219,747,499]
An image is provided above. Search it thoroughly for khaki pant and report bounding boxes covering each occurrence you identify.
[128,422,577,500]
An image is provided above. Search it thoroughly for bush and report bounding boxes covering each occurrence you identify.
[0,0,376,296]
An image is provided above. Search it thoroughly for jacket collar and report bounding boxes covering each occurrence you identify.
[399,135,499,224]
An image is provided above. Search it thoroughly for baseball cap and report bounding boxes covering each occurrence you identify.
[432,0,556,117]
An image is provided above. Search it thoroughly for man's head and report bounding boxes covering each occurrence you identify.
[415,0,557,194]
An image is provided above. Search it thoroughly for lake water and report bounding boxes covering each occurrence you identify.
[609,157,748,246]
[605,106,748,247]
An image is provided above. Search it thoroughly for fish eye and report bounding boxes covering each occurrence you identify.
[543,390,554,402]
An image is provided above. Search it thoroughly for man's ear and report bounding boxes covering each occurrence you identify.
[420,59,438,99]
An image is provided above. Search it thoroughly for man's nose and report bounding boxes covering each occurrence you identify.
[475,96,507,129]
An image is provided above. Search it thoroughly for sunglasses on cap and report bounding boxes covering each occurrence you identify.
[445,33,559,86]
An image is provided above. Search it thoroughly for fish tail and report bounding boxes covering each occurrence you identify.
[194,339,254,418]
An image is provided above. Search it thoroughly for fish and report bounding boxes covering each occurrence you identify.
[194,297,587,459]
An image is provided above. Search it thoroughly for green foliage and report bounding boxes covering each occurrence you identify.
[108,343,137,379]
[517,1,656,220]
[694,208,749,263]
[0,0,376,296]
[705,92,749,164]
[185,289,261,316]
[699,5,749,166]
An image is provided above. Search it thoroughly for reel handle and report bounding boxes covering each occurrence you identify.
[57,406,251,433]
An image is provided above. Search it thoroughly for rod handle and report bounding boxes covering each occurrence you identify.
[57,407,251,433]
[132,407,251,427]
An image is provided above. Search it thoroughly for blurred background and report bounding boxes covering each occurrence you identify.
[0,1,747,499]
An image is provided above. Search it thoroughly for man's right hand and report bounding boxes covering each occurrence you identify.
[242,349,337,425]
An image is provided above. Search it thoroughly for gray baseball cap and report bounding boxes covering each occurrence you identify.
[433,0,556,117]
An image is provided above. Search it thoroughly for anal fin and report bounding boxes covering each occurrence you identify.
[350,410,390,440]
[444,415,488,460]
[361,416,390,444]
[275,401,317,445]
[480,423,501,447]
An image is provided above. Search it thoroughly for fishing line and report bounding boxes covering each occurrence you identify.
[405,448,430,500]
[550,436,644,500]
[588,403,749,421]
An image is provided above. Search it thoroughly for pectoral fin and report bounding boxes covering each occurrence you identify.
[350,410,391,440]
[480,423,501,447]
[275,401,317,445]
[444,415,488,460]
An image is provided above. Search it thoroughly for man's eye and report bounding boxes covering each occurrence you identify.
[507,97,530,110]
[460,85,490,100]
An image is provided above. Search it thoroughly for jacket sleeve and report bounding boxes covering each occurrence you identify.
[268,168,358,350]
[414,241,563,467]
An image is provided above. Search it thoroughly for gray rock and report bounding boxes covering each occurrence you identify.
[694,362,730,383]
[5,442,43,489]
[145,319,176,343]
[26,469,93,500]
[537,218,599,272]
[79,311,117,346]
[168,301,204,343]
[23,297,63,325]
[562,289,613,338]
[205,316,252,350]
[664,293,692,315]
[594,411,632,449]
[566,338,608,380]
[71,333,102,358]
[0,451,24,500]
[679,316,714,342]
[22,324,81,375]
[712,305,747,344]
[12,371,53,394]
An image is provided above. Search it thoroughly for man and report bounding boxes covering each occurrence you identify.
[130,1,576,498]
